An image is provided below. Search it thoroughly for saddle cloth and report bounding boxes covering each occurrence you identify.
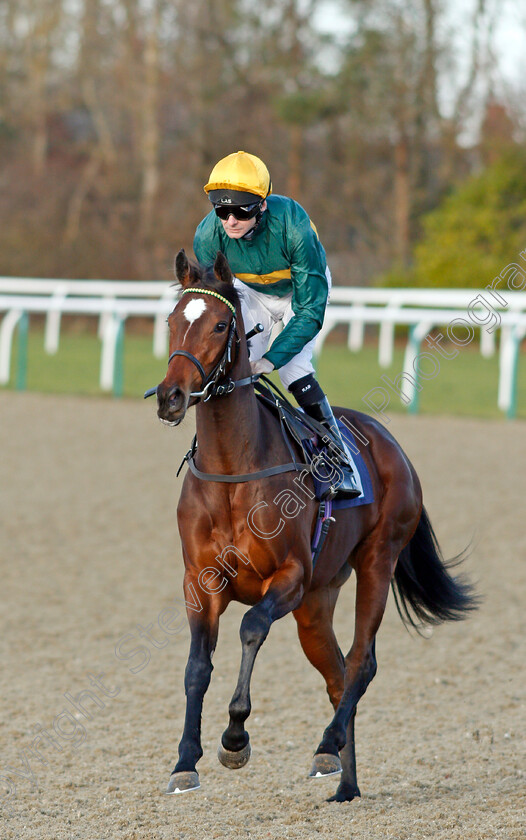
[302,419,374,509]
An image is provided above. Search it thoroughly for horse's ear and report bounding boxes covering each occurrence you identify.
[174,249,190,287]
[213,251,233,286]
[174,249,200,288]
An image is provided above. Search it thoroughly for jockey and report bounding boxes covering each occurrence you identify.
[194,150,360,500]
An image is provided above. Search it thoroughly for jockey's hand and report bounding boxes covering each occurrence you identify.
[250,358,274,376]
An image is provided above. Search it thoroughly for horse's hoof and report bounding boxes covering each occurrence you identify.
[165,770,200,794]
[327,782,361,802]
[217,740,251,770]
[309,753,342,778]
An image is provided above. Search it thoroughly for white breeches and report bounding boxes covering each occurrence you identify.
[233,267,331,390]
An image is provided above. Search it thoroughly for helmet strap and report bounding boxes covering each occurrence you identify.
[241,205,264,240]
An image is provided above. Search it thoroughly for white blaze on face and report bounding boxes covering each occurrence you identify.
[182,298,207,343]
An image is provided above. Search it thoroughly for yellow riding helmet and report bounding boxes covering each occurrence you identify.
[204,151,272,200]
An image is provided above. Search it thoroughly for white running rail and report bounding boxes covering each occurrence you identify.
[0,279,524,415]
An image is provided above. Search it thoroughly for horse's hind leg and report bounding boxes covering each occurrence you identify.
[313,539,398,802]
[293,587,344,714]
[326,643,376,802]
[293,586,361,798]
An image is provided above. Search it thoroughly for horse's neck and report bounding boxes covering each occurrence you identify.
[195,342,268,474]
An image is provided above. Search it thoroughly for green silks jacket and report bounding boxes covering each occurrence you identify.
[193,194,329,369]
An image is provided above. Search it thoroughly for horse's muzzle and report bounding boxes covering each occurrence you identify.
[157,383,187,425]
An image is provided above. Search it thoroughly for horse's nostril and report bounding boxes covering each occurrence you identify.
[157,382,186,419]
[168,387,182,405]
[159,384,184,413]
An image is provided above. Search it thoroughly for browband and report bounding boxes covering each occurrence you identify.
[180,287,236,316]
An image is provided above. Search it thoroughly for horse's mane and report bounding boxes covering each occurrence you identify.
[173,259,241,312]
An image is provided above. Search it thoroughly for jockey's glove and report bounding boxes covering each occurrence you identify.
[250,358,275,376]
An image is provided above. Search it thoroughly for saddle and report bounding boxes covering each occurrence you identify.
[254,378,345,495]
[254,379,320,458]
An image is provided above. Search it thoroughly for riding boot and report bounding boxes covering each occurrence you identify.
[303,397,362,500]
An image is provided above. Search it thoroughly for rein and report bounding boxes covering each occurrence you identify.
[176,376,318,484]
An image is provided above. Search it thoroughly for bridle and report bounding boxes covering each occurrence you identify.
[169,288,239,401]
[145,290,325,490]
[144,287,262,401]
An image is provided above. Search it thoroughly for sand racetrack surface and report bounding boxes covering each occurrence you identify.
[0,392,524,839]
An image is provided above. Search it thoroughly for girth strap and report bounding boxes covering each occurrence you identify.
[186,456,302,483]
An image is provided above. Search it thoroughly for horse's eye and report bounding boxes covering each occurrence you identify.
[214,321,228,333]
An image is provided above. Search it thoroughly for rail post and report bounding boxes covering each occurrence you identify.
[505,325,525,420]
[15,312,29,391]
[113,316,125,398]
[0,309,23,384]
[402,321,433,415]
[407,325,421,414]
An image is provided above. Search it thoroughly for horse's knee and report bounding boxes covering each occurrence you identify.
[184,657,213,694]
[326,680,344,710]
[239,608,270,650]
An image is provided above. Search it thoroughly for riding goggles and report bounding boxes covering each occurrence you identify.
[213,201,262,221]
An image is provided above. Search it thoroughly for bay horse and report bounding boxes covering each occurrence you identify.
[152,249,476,802]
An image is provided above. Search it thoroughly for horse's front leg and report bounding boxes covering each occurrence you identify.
[218,557,305,769]
[167,576,226,794]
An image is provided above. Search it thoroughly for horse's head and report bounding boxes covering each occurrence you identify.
[156,249,242,426]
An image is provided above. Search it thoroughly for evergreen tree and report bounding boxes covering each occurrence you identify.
[407,148,526,288]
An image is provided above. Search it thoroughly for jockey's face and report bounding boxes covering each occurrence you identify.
[220,200,267,239]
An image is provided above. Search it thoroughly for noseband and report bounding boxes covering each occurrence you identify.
[167,288,240,401]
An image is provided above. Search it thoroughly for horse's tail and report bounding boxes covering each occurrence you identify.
[391,506,479,631]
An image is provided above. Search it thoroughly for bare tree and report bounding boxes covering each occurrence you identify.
[138,0,161,242]
[0,0,518,281]
[10,0,63,177]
